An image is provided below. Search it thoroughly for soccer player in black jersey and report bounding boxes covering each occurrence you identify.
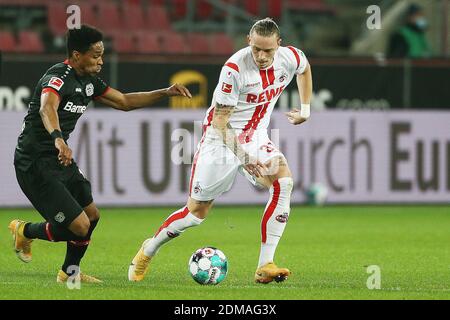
[9,25,192,283]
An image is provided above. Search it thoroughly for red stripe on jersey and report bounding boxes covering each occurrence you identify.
[267,67,275,86]
[202,107,215,134]
[238,102,270,144]
[261,180,281,243]
[189,133,207,197]
[259,69,269,89]
[225,62,239,73]
[41,87,61,101]
[287,46,300,69]
[155,207,190,237]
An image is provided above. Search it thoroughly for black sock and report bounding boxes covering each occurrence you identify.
[24,222,81,242]
[62,219,99,274]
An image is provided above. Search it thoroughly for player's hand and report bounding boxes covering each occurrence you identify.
[166,83,192,99]
[285,108,307,125]
[54,138,73,166]
[242,155,266,178]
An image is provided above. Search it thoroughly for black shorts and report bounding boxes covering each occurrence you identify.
[15,156,93,228]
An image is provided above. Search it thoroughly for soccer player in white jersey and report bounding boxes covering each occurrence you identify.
[129,18,312,284]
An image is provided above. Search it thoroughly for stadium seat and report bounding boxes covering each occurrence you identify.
[97,1,124,35]
[197,0,213,20]
[146,6,171,30]
[186,33,210,55]
[78,2,98,26]
[268,0,283,18]
[111,32,137,54]
[209,33,234,56]
[159,32,188,54]
[17,31,44,53]
[47,2,67,36]
[287,0,335,14]
[135,33,162,54]
[169,0,187,20]
[0,31,17,52]
[244,0,261,17]
[123,2,146,31]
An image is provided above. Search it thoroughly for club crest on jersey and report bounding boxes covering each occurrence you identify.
[48,77,64,91]
[85,83,94,97]
[55,212,66,223]
[279,72,288,83]
[221,82,232,94]
[194,182,202,194]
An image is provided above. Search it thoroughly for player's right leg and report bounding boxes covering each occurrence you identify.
[11,162,92,263]
[128,197,213,282]
[128,141,239,282]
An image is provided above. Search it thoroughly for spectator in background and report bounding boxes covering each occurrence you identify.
[388,3,431,58]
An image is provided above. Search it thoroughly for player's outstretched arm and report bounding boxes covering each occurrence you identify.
[286,62,313,125]
[212,103,265,177]
[96,83,192,111]
[39,91,72,166]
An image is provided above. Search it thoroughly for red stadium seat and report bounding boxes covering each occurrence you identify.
[17,31,44,53]
[0,31,17,52]
[268,0,283,18]
[146,6,171,30]
[160,32,188,54]
[186,33,210,55]
[197,0,213,20]
[244,0,261,16]
[78,2,98,26]
[135,33,162,54]
[169,0,187,20]
[47,2,67,36]
[287,0,335,14]
[112,33,137,54]
[209,33,234,56]
[97,1,124,34]
[123,2,146,31]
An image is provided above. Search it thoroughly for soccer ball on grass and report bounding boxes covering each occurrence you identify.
[188,247,228,285]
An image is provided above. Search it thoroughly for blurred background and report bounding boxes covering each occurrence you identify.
[0,0,449,206]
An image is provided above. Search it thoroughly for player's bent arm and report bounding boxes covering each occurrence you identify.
[39,90,72,165]
[286,63,313,125]
[96,84,192,111]
[212,104,264,177]
[39,90,62,134]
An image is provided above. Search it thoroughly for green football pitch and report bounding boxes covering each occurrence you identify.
[0,205,449,300]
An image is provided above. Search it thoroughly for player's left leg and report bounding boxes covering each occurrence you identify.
[57,164,102,283]
[57,202,102,283]
[254,156,293,283]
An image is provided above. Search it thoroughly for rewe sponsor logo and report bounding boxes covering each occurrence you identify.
[246,85,285,103]
[63,101,87,113]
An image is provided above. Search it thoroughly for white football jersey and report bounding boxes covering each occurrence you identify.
[203,45,308,143]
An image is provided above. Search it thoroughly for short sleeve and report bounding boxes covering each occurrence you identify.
[287,46,309,75]
[41,73,69,100]
[92,76,109,99]
[213,63,241,107]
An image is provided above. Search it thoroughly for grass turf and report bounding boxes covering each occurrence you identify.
[0,205,449,300]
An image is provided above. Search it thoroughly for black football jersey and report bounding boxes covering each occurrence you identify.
[14,60,109,170]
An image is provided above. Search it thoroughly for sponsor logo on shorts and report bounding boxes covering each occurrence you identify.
[275,212,289,223]
[55,212,66,223]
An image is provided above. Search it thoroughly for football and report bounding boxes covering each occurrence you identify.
[188,247,228,285]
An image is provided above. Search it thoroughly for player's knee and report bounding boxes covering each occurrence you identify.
[89,207,100,222]
[190,207,210,219]
[70,216,91,237]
